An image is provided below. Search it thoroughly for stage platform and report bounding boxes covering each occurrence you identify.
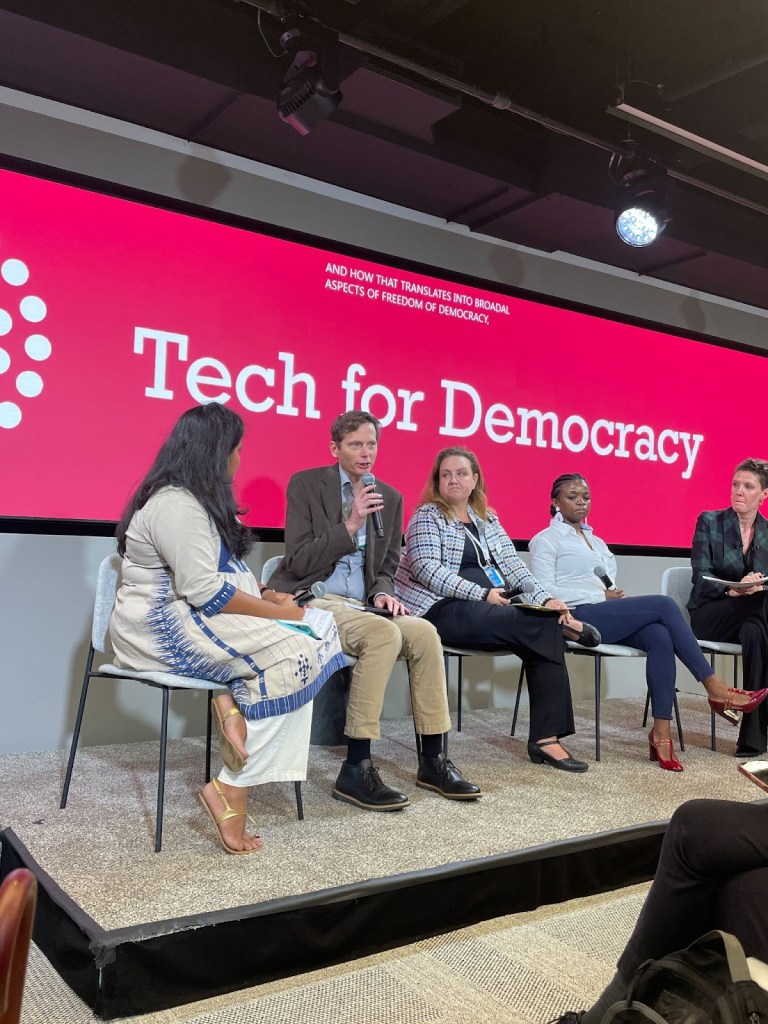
[0,696,760,1019]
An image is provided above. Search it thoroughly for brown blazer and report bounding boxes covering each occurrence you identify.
[269,464,404,600]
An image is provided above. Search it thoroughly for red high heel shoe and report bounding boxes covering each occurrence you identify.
[648,730,684,772]
[708,687,768,726]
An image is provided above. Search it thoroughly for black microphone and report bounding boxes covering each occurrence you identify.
[295,581,327,607]
[361,471,384,539]
[502,579,536,602]
[593,564,616,590]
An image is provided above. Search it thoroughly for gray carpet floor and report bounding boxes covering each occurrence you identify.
[0,695,760,930]
[21,883,650,1023]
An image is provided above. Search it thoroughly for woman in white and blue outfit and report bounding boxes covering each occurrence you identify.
[529,473,760,772]
[111,404,345,853]
[396,448,600,773]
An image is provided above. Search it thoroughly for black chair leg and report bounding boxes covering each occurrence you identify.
[673,690,685,751]
[709,652,717,752]
[456,656,463,733]
[294,781,304,821]
[642,690,650,728]
[60,648,95,808]
[594,656,602,762]
[155,688,170,853]
[204,691,214,783]
[511,664,526,736]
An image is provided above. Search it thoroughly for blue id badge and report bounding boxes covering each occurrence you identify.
[483,564,505,587]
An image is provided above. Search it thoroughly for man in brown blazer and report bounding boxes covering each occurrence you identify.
[269,410,480,810]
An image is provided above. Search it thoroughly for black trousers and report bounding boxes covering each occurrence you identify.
[618,799,768,979]
[691,592,768,750]
[424,599,574,741]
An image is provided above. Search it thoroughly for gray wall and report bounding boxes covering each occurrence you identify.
[0,89,763,754]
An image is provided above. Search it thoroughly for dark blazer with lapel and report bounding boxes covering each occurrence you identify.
[688,507,768,611]
[268,464,404,600]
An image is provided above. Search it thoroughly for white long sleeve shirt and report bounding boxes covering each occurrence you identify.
[529,518,617,606]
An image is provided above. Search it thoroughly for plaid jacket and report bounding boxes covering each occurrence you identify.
[394,502,551,617]
[688,507,768,611]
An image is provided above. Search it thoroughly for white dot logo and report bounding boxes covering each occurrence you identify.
[0,256,52,429]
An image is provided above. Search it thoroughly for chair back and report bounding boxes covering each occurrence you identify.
[261,554,284,586]
[92,554,122,653]
[661,566,693,624]
[0,868,37,1024]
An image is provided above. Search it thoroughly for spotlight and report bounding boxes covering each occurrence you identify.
[616,192,668,247]
[610,146,670,247]
[278,20,342,136]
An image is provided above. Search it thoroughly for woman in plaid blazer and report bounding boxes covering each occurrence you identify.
[395,446,601,774]
[689,458,768,756]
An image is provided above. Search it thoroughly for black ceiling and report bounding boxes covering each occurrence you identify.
[2,0,768,312]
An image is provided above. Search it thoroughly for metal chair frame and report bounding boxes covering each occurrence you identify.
[60,555,303,853]
[445,642,684,762]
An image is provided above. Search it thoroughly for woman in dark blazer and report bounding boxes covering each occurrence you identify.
[689,458,768,755]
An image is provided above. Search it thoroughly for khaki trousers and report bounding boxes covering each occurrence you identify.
[313,595,451,739]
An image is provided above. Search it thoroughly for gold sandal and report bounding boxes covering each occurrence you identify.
[213,696,247,773]
[198,778,261,855]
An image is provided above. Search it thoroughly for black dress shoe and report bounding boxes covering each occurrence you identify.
[332,759,410,811]
[416,753,482,799]
[528,740,588,773]
[734,745,768,757]
[563,621,601,648]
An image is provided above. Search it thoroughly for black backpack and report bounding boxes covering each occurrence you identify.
[601,930,768,1023]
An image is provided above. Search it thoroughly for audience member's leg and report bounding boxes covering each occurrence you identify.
[570,799,768,1023]
[717,865,768,961]
[618,799,768,978]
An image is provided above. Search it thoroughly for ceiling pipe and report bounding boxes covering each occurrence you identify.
[236,0,768,220]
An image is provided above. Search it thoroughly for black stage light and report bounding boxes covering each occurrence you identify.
[610,146,670,247]
[278,20,342,135]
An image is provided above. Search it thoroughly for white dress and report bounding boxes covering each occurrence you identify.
[110,486,345,784]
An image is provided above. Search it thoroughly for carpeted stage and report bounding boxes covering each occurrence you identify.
[0,695,762,1019]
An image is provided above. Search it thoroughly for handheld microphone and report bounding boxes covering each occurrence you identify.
[295,581,327,607]
[502,579,536,602]
[593,564,616,590]
[361,471,385,539]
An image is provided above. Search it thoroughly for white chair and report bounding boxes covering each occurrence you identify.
[661,566,741,751]
[511,640,685,762]
[442,645,523,734]
[60,555,303,852]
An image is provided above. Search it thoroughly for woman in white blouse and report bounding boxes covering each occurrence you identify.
[529,473,764,771]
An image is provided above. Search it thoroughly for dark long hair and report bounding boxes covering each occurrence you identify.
[116,404,252,558]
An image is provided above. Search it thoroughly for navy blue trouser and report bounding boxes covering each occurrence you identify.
[570,595,713,720]
[619,799,768,978]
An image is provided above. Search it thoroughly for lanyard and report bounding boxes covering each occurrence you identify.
[463,524,492,566]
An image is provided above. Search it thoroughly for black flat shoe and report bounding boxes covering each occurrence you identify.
[528,740,588,773]
[562,621,601,648]
[734,745,768,758]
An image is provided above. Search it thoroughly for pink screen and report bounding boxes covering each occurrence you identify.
[0,167,764,546]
